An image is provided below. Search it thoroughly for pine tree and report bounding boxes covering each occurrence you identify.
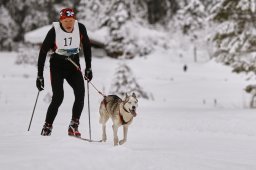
[22,10,49,33]
[98,0,149,59]
[172,0,207,35]
[110,63,150,99]
[77,0,186,59]
[2,0,77,45]
[0,5,18,50]
[78,0,169,59]
[211,0,256,73]
[77,0,105,30]
[3,0,53,41]
[146,0,179,24]
[104,0,131,58]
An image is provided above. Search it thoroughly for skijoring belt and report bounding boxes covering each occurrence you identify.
[55,48,79,57]
[52,52,79,60]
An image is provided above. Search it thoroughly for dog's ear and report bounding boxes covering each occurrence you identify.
[132,92,136,98]
[124,93,129,102]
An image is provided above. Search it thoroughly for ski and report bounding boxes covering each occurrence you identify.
[70,136,103,143]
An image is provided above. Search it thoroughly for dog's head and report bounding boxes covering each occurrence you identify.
[123,93,138,117]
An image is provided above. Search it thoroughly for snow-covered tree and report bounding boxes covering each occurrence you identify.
[22,10,49,33]
[77,0,110,30]
[211,0,256,73]
[110,63,150,99]
[1,0,78,48]
[146,0,179,24]
[172,0,207,35]
[3,0,53,41]
[104,1,132,58]
[78,0,179,59]
[201,0,222,12]
[0,5,18,50]
[92,0,151,58]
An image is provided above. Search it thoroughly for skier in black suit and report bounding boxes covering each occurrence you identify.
[36,8,92,136]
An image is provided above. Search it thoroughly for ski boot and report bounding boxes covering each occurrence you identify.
[68,119,81,137]
[41,123,52,136]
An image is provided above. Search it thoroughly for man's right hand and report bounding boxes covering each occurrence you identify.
[84,68,93,82]
[36,76,44,91]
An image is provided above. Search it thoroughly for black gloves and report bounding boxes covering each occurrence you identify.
[36,68,92,91]
[84,68,93,82]
[36,76,44,91]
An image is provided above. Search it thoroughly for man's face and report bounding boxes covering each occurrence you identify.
[60,18,75,32]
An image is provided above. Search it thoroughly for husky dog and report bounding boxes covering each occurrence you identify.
[99,93,138,146]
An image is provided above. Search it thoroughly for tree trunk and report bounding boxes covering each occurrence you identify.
[147,0,179,24]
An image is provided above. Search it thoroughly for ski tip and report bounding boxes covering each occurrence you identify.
[70,136,103,142]
[88,139,103,142]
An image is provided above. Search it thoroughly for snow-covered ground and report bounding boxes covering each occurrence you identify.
[1,50,256,170]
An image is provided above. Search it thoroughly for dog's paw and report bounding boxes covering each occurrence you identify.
[114,138,119,146]
[119,139,126,145]
[102,136,107,142]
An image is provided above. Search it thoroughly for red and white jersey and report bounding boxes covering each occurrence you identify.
[53,20,80,56]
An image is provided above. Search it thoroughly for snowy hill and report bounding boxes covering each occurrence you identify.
[1,51,256,170]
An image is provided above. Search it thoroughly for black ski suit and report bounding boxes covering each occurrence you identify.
[37,22,92,124]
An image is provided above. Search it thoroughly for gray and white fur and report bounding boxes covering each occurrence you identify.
[99,93,138,146]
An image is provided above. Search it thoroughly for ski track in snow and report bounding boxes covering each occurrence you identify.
[1,52,256,170]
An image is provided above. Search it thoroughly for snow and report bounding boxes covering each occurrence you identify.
[24,25,52,44]
[1,49,256,170]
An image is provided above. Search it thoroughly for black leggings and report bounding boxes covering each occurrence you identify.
[45,60,85,124]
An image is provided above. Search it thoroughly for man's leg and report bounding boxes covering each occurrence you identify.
[41,68,64,136]
[66,69,85,136]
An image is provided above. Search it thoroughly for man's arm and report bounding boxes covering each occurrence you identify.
[37,27,55,77]
[78,23,92,69]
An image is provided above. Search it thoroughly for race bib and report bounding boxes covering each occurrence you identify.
[53,20,80,56]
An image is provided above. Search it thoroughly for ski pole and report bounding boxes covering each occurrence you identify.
[87,81,92,140]
[28,91,40,131]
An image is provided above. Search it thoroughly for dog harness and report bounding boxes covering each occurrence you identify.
[103,98,132,125]
[119,107,132,125]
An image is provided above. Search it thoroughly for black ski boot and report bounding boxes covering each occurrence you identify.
[41,123,52,136]
[68,119,81,137]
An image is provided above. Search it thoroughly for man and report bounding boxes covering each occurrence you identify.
[36,8,92,137]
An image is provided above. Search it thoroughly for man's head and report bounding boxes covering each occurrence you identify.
[59,8,76,20]
[59,8,76,32]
